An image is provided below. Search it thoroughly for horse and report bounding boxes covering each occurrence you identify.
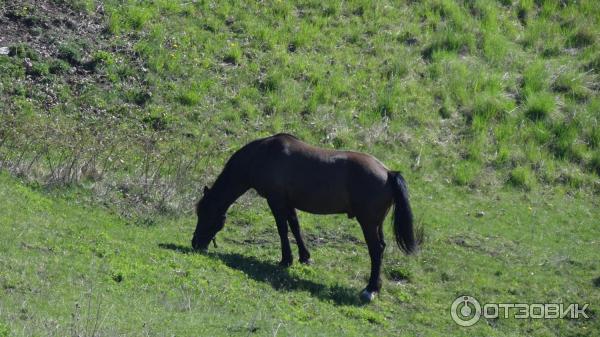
[191,133,417,302]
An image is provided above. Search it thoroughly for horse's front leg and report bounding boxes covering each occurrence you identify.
[287,208,312,264]
[267,198,293,267]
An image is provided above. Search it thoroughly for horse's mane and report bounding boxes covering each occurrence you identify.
[196,136,270,214]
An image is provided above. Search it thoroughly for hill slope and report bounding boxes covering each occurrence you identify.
[0,0,599,216]
[0,1,599,336]
[1,172,598,336]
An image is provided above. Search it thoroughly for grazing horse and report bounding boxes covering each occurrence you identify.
[192,133,417,301]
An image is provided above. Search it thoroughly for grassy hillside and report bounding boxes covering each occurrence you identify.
[1,0,599,217]
[0,0,599,336]
[0,172,598,336]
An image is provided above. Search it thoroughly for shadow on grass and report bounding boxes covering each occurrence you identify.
[159,242,196,254]
[158,243,363,306]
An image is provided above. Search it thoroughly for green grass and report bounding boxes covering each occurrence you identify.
[509,165,537,190]
[1,1,599,213]
[525,92,555,121]
[1,171,598,336]
[1,0,600,335]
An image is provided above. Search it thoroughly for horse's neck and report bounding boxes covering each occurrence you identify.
[210,141,257,212]
[210,167,248,213]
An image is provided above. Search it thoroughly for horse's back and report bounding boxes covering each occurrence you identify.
[249,134,392,215]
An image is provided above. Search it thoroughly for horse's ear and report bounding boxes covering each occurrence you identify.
[203,186,210,195]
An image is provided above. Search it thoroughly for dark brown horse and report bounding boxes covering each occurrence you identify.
[192,133,417,301]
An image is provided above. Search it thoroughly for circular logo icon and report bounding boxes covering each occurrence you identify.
[451,295,481,327]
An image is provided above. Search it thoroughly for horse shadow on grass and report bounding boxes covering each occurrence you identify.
[158,243,363,306]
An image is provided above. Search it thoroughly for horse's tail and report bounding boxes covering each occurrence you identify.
[389,171,417,255]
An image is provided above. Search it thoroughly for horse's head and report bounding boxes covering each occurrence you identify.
[191,186,225,251]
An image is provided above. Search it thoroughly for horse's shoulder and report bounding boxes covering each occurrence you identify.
[253,134,294,156]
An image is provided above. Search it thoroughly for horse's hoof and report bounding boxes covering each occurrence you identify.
[278,260,293,268]
[299,258,313,265]
[360,289,377,302]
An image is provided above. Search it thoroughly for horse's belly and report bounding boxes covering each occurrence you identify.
[294,203,347,215]
[287,187,350,215]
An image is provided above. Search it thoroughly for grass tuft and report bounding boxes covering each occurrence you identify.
[453,161,481,186]
[589,126,600,149]
[422,29,475,61]
[509,165,537,190]
[471,94,513,121]
[522,61,549,97]
[568,26,596,48]
[177,90,201,106]
[551,122,578,160]
[223,43,242,65]
[8,43,40,60]
[589,152,600,176]
[57,42,83,65]
[525,92,555,120]
[0,323,9,337]
[552,71,589,100]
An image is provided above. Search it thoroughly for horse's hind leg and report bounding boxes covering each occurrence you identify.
[288,208,312,264]
[267,198,293,267]
[357,216,385,302]
[378,224,387,253]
